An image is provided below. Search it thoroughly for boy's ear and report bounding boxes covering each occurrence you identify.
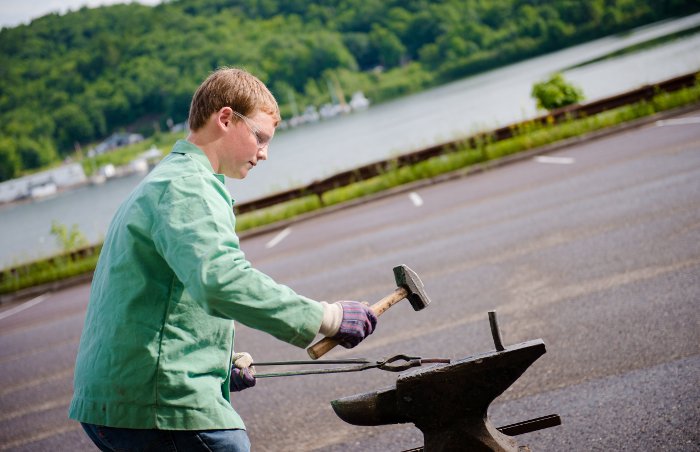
[216,107,234,129]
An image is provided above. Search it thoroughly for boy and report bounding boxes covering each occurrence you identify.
[69,68,377,451]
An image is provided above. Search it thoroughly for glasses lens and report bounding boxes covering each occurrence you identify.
[232,109,269,149]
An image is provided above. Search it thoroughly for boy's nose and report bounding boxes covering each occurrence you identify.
[257,147,268,161]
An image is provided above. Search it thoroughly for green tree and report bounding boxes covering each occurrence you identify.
[403,8,443,58]
[369,25,405,68]
[0,138,21,181]
[16,137,59,170]
[54,103,95,149]
[531,73,585,111]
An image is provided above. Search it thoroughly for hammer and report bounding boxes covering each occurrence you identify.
[307,265,431,359]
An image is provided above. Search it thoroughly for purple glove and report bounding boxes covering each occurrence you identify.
[230,367,256,392]
[332,301,378,348]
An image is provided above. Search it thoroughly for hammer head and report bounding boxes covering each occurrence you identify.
[393,265,431,311]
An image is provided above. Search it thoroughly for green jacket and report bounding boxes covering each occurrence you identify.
[69,140,323,430]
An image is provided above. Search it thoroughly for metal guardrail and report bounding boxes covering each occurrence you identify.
[233,71,699,214]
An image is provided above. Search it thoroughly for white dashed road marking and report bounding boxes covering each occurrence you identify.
[534,156,575,165]
[265,227,292,249]
[409,192,424,207]
[0,293,49,321]
[655,117,700,127]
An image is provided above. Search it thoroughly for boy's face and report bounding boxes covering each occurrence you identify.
[219,109,275,179]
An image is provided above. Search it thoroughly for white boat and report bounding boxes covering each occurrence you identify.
[350,91,370,110]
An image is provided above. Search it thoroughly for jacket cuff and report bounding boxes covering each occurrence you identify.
[319,301,343,336]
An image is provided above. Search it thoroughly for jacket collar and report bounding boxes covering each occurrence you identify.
[171,140,224,184]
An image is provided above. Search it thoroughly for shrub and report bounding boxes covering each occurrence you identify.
[531,73,585,111]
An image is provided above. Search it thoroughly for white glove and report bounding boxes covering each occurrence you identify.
[232,352,255,375]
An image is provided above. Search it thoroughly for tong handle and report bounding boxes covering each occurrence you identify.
[252,358,369,367]
[255,355,451,377]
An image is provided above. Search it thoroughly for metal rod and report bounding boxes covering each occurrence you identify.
[418,358,451,364]
[256,366,372,378]
[488,310,505,351]
[253,358,371,367]
[497,414,562,436]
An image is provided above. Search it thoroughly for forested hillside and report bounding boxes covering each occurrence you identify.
[1,0,698,181]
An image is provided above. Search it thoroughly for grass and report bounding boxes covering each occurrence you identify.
[2,78,700,296]
[0,246,101,295]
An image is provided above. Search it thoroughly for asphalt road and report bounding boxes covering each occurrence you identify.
[1,109,699,451]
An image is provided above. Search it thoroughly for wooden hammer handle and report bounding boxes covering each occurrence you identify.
[306,337,341,360]
[370,286,408,316]
[307,287,408,359]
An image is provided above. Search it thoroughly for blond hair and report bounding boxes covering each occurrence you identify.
[188,67,280,131]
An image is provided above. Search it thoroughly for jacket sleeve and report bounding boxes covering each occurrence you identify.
[151,173,323,348]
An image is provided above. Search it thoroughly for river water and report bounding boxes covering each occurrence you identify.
[2,13,700,268]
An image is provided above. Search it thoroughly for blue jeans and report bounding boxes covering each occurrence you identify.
[81,423,251,452]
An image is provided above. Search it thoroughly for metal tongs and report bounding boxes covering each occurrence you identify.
[252,354,450,378]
